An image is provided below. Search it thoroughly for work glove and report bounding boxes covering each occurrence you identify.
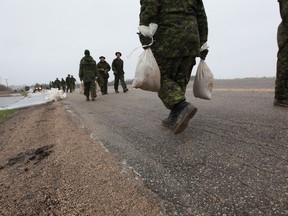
[137,32,152,49]
[200,49,209,60]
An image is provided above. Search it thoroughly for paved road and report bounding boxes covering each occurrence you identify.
[0,94,24,109]
[63,78,288,215]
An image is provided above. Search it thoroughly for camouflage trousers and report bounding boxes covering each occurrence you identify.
[99,76,108,94]
[275,22,288,100]
[84,81,96,98]
[154,53,196,110]
[114,73,127,91]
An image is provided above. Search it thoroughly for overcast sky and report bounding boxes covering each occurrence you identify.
[0,0,281,86]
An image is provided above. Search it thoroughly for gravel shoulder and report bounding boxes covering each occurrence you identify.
[0,101,163,215]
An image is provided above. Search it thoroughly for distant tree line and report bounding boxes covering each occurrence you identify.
[0,84,10,92]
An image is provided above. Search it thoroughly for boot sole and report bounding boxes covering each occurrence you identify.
[174,106,197,134]
[274,102,288,107]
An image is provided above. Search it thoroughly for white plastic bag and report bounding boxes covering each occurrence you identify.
[80,82,84,94]
[193,59,214,100]
[96,81,100,93]
[132,23,160,92]
[132,48,161,92]
[193,42,213,100]
[44,88,67,101]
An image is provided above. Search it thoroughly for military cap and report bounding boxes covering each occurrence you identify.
[84,49,90,55]
[115,52,122,56]
[99,56,105,59]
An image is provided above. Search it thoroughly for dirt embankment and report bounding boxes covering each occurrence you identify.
[0,101,163,216]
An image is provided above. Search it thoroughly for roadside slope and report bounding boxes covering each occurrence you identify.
[0,101,163,215]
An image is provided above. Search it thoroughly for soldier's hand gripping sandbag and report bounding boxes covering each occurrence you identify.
[138,23,158,49]
[200,49,209,60]
[138,32,153,49]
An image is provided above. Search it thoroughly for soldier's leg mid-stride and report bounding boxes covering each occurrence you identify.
[274,0,288,107]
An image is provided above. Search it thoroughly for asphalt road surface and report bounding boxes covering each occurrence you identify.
[63,78,288,215]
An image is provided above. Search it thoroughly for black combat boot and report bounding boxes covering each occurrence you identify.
[162,101,189,129]
[86,94,90,101]
[173,101,197,134]
[162,109,179,128]
[92,93,97,101]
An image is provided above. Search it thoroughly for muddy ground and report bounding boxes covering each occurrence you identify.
[0,101,163,216]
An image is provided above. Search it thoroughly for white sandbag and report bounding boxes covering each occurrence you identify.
[96,81,100,93]
[80,82,99,93]
[80,82,84,94]
[44,88,67,101]
[132,48,161,92]
[132,23,160,92]
[193,59,213,100]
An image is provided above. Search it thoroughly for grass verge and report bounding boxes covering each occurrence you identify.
[20,91,28,97]
[0,109,18,124]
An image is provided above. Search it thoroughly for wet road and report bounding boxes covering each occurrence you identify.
[0,94,24,109]
[63,78,288,215]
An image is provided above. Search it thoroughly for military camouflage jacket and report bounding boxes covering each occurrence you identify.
[139,0,208,58]
[112,58,124,74]
[279,0,288,25]
[79,56,98,82]
[97,61,111,73]
[97,61,111,78]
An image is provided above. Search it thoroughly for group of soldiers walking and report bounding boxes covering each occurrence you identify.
[46,49,129,102]
[79,50,128,101]
[50,74,76,93]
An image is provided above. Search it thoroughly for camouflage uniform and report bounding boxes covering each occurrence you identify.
[79,51,98,100]
[112,55,128,92]
[54,78,61,90]
[97,59,111,94]
[61,78,66,92]
[70,75,76,92]
[65,74,72,93]
[275,0,288,100]
[139,0,208,109]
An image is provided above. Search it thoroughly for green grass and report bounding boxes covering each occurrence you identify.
[20,91,28,97]
[0,109,18,124]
